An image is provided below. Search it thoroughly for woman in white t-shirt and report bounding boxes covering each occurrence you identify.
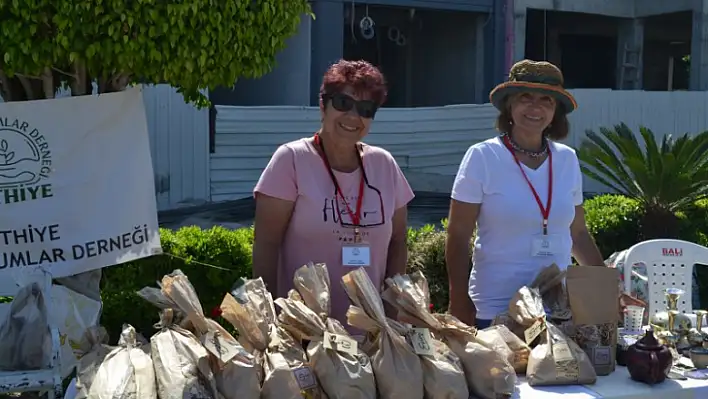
[445,60,605,328]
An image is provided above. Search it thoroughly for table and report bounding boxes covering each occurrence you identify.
[515,366,708,398]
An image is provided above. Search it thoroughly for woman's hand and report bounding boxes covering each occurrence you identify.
[619,293,646,320]
[449,297,477,327]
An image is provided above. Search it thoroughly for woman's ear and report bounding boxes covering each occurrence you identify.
[319,98,325,122]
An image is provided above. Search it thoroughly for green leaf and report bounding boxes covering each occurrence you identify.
[0,0,313,104]
[578,124,708,214]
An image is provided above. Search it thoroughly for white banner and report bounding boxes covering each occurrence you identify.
[0,87,162,279]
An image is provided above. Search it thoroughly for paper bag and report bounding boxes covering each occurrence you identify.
[51,284,102,378]
[527,323,597,386]
[161,270,261,399]
[343,268,425,399]
[149,309,222,399]
[88,324,157,399]
[566,265,620,376]
[276,263,376,399]
[482,325,530,373]
[73,327,115,399]
[382,271,515,399]
[0,281,53,371]
[220,277,325,399]
[511,286,597,386]
[382,272,469,398]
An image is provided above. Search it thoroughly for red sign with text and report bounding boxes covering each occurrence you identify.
[662,248,683,257]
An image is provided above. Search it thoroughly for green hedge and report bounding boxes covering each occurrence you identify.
[100,226,253,342]
[99,195,708,341]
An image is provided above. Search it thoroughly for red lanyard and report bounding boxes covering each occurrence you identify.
[313,134,365,226]
[502,135,553,235]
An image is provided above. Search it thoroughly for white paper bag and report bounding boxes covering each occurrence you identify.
[87,324,157,399]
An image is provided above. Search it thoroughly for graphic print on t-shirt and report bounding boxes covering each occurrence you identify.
[321,190,383,242]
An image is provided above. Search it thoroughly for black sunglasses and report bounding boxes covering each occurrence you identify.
[325,93,378,119]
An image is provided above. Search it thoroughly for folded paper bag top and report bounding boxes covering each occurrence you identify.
[566,266,620,325]
[566,265,620,376]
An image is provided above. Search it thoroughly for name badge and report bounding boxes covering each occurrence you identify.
[531,234,560,257]
[342,244,371,267]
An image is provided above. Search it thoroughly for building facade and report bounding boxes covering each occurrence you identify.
[511,0,708,91]
[210,0,507,107]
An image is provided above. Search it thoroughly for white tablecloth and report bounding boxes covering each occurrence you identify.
[515,366,708,398]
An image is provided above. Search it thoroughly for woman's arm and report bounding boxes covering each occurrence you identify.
[446,199,480,326]
[252,144,297,292]
[383,205,409,319]
[570,205,605,266]
[385,205,408,278]
[252,194,295,293]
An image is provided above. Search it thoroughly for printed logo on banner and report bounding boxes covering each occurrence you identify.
[0,118,53,204]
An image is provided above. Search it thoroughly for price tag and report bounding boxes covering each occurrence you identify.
[323,331,358,356]
[200,330,241,363]
[293,366,317,390]
[552,342,574,362]
[524,318,546,344]
[406,328,436,356]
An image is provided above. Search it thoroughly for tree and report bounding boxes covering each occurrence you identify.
[578,123,708,239]
[0,0,312,106]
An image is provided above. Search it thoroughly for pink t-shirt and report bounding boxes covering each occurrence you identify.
[254,137,414,327]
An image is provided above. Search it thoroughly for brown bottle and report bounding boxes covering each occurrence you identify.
[625,329,673,385]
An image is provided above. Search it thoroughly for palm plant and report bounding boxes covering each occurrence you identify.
[578,123,708,239]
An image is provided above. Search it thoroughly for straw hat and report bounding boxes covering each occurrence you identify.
[489,59,577,113]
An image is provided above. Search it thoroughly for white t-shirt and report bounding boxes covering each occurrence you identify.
[451,136,583,320]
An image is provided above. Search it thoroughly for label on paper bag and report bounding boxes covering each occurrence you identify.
[293,366,317,390]
[524,318,546,344]
[405,328,436,356]
[200,330,240,363]
[553,342,579,380]
[552,342,574,362]
[323,331,358,356]
[592,346,611,366]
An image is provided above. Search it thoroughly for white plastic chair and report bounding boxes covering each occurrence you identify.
[0,267,63,398]
[622,239,708,319]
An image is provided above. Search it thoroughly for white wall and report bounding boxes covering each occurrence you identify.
[211,89,708,201]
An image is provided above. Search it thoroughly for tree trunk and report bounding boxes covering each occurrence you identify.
[640,205,680,240]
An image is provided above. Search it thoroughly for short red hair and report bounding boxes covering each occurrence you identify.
[319,59,388,106]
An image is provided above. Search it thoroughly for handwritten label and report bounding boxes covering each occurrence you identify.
[405,328,436,356]
[200,330,240,363]
[524,319,546,344]
[552,342,574,362]
[293,366,317,390]
[323,331,358,356]
[592,346,611,366]
[556,367,580,380]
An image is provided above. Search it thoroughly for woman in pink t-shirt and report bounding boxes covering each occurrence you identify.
[252,60,414,327]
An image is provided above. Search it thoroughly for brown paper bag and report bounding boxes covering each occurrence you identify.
[275,263,376,399]
[510,286,596,386]
[566,265,620,376]
[482,325,531,373]
[220,278,325,399]
[342,268,425,399]
[382,273,469,399]
[161,270,261,399]
[384,271,515,399]
[527,323,597,386]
